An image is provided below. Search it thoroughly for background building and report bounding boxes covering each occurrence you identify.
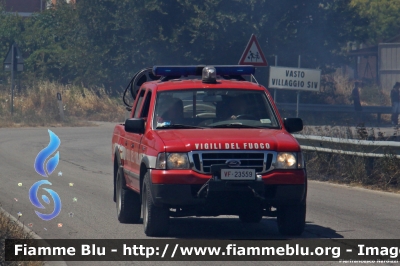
[349,35,400,92]
[3,0,76,17]
[4,0,46,16]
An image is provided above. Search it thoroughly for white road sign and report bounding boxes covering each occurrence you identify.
[269,66,321,91]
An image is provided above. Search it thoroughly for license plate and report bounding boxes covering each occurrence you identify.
[220,169,256,180]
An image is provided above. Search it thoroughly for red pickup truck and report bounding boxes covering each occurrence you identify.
[112,65,306,237]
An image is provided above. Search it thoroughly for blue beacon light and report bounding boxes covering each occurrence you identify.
[152,65,255,77]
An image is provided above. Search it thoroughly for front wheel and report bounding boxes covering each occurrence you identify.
[116,170,141,223]
[277,204,306,236]
[142,172,169,236]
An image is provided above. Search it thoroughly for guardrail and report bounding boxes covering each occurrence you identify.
[277,103,392,123]
[293,134,400,159]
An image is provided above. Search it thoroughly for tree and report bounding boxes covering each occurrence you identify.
[21,1,93,85]
[0,5,25,83]
[350,0,400,43]
[262,0,368,69]
[0,0,371,92]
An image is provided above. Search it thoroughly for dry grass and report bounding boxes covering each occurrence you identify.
[332,70,353,97]
[0,207,43,266]
[322,69,354,105]
[306,151,400,192]
[322,70,390,106]
[0,81,126,127]
[300,124,400,192]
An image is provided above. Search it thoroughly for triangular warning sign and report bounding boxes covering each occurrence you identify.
[238,34,268,67]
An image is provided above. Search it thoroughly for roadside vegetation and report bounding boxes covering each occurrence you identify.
[301,123,400,192]
[304,146,400,193]
[0,81,125,127]
[0,0,386,92]
[0,0,397,127]
[0,207,43,266]
[295,70,399,192]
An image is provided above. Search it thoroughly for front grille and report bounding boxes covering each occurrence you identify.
[190,151,274,174]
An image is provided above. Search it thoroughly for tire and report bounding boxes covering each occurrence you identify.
[277,204,306,236]
[116,169,141,223]
[142,172,169,236]
[239,205,263,223]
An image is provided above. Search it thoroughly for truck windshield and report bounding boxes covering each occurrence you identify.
[153,89,279,129]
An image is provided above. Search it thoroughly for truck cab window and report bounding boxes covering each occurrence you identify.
[140,91,152,118]
[133,89,146,118]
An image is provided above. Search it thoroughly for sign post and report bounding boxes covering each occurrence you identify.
[297,55,301,117]
[11,44,14,115]
[57,93,65,121]
[3,43,24,115]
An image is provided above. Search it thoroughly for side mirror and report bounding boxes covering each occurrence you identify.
[284,118,303,133]
[125,118,145,134]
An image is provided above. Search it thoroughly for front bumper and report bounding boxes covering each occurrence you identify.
[150,169,306,185]
[149,168,307,208]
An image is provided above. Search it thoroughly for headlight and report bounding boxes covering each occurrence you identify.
[167,153,189,169]
[275,152,297,169]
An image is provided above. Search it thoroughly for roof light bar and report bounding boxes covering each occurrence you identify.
[214,65,255,75]
[152,65,255,77]
[153,66,205,76]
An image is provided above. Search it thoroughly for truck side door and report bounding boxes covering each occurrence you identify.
[124,88,152,192]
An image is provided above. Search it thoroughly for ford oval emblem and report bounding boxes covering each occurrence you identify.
[226,159,241,167]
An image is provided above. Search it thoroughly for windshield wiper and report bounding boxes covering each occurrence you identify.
[208,123,261,128]
[156,124,205,129]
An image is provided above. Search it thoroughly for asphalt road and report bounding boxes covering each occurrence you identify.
[0,122,399,266]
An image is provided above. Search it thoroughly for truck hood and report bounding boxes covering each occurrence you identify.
[154,129,300,152]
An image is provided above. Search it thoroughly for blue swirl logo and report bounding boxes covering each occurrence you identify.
[34,130,60,177]
[29,180,62,221]
[30,130,62,221]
